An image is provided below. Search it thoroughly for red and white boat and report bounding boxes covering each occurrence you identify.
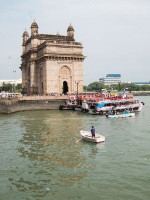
[80,91,144,114]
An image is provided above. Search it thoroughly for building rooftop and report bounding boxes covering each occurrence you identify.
[106,74,121,78]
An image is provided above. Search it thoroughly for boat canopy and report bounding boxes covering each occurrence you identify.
[96,103,105,108]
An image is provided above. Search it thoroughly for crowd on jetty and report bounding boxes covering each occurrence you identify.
[0,92,22,99]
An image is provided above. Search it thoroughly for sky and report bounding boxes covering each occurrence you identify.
[0,0,150,85]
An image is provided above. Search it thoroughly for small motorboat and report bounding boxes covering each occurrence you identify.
[80,130,105,143]
[59,105,74,110]
[74,106,82,111]
[106,112,135,118]
[88,109,100,115]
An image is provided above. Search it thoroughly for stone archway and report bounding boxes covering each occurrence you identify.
[26,65,30,94]
[63,81,68,94]
[60,66,71,94]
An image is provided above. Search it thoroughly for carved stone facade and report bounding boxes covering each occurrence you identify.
[21,21,85,95]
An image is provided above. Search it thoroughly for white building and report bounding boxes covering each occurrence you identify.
[99,74,121,85]
[0,79,22,86]
[132,81,150,85]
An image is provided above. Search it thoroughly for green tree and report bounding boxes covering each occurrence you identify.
[0,83,12,92]
[15,83,22,93]
[83,82,150,92]
[87,82,105,92]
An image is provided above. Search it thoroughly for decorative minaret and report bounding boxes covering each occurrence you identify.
[22,30,29,44]
[67,23,74,39]
[31,20,38,36]
[22,30,29,53]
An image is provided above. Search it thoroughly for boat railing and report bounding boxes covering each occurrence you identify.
[67,94,134,103]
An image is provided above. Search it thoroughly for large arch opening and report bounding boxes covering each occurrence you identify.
[60,66,71,94]
[26,65,30,94]
[40,67,43,94]
[63,81,68,94]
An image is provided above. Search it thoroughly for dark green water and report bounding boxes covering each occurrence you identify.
[0,96,150,200]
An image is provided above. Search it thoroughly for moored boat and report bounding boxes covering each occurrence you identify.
[80,130,105,143]
[59,90,144,113]
[85,99,144,115]
[59,105,74,110]
[59,99,78,110]
[88,109,100,115]
[106,112,135,118]
[74,106,82,111]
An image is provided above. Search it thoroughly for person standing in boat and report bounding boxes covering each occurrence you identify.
[91,126,95,138]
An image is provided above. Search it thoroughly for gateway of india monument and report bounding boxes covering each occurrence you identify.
[21,20,85,95]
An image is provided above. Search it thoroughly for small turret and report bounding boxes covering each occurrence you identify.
[22,30,29,45]
[56,32,60,36]
[31,20,38,36]
[67,23,74,39]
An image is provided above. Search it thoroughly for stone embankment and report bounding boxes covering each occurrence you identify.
[132,91,150,96]
[0,96,67,114]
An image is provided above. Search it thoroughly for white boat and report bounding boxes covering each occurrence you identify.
[95,99,143,114]
[81,94,144,115]
[59,99,77,110]
[106,112,135,118]
[80,130,105,143]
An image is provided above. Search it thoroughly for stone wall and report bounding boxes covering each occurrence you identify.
[132,91,150,96]
[0,96,67,114]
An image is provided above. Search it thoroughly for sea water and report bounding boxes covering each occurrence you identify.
[0,96,150,200]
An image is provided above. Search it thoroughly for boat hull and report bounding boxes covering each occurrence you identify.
[88,110,100,115]
[59,105,74,110]
[80,130,105,143]
[107,112,135,118]
[74,107,82,111]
